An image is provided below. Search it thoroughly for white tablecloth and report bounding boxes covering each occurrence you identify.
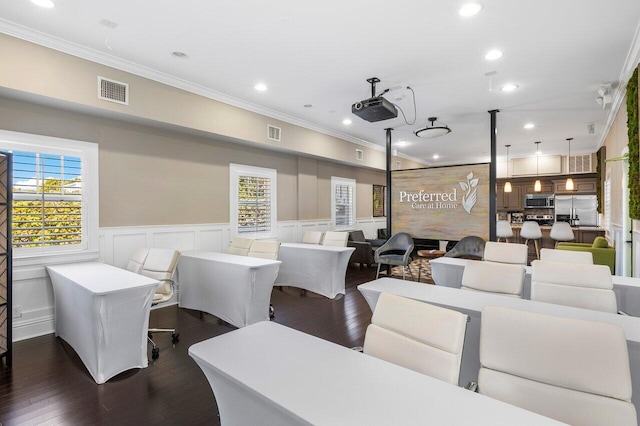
[189,321,565,426]
[430,256,640,315]
[275,243,355,299]
[178,251,281,328]
[46,262,159,384]
[358,277,640,424]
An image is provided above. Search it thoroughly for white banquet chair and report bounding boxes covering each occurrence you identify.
[477,306,636,425]
[226,237,253,256]
[363,293,468,385]
[126,247,149,274]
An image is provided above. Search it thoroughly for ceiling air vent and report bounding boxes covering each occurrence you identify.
[569,154,593,173]
[98,76,129,105]
[267,125,281,142]
[355,149,363,161]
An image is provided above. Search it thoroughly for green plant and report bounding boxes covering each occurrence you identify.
[628,66,639,219]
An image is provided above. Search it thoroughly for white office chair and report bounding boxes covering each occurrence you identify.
[531,260,616,313]
[482,241,527,265]
[226,237,253,256]
[321,231,349,247]
[139,248,181,359]
[540,248,593,264]
[301,231,323,244]
[477,306,637,425]
[520,221,542,260]
[461,260,525,298]
[126,247,149,274]
[495,220,513,243]
[549,221,575,247]
[363,293,468,385]
[247,240,281,260]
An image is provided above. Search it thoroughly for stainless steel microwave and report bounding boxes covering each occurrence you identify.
[524,194,554,209]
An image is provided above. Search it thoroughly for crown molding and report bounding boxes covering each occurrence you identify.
[599,20,640,148]
[0,19,417,160]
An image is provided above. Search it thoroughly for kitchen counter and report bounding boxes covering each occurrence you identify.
[505,225,604,253]
[511,224,604,231]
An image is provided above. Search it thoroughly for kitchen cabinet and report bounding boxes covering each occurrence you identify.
[523,182,553,194]
[496,184,522,211]
[553,178,597,195]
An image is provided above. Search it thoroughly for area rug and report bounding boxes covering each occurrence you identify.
[385,258,435,284]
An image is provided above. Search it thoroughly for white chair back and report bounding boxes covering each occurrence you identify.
[364,293,468,385]
[140,248,180,300]
[540,248,593,264]
[226,237,253,256]
[483,241,527,265]
[479,306,636,426]
[495,221,513,241]
[549,221,575,243]
[531,260,616,313]
[461,260,525,298]
[126,247,149,274]
[321,231,349,247]
[247,240,281,260]
[301,231,323,244]
[520,221,542,239]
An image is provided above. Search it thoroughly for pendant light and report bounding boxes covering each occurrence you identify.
[504,144,512,193]
[565,137,574,191]
[534,141,541,192]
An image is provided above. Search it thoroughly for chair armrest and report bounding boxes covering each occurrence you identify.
[348,241,373,250]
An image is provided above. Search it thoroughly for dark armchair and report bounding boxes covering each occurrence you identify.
[348,230,375,268]
[374,232,415,280]
[443,236,486,260]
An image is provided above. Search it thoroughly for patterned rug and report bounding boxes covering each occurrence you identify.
[385,258,435,284]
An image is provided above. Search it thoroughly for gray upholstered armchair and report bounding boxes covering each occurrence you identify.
[374,232,415,280]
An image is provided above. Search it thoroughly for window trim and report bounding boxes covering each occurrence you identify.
[229,163,277,239]
[0,130,99,258]
[331,176,356,230]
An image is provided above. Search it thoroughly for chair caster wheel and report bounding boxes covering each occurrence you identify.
[152,348,160,359]
[269,305,275,319]
[172,333,180,343]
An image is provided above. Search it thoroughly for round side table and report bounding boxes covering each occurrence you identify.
[416,249,446,282]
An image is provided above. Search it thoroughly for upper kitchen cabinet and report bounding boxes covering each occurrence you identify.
[497,183,522,211]
[552,177,597,194]
[523,182,554,194]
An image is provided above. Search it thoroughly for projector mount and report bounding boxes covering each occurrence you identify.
[366,77,381,98]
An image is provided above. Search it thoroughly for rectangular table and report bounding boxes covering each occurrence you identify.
[178,251,281,328]
[358,277,640,424]
[430,256,640,315]
[275,243,355,299]
[189,321,564,426]
[46,262,159,384]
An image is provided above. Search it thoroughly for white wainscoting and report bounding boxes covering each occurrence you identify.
[634,230,640,278]
[12,218,387,342]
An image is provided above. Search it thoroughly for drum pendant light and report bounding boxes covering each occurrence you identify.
[504,144,512,193]
[534,141,541,192]
[565,138,574,191]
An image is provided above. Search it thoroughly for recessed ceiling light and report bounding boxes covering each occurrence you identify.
[342,118,352,125]
[524,123,535,129]
[254,83,267,92]
[396,141,409,147]
[485,50,503,60]
[459,3,482,17]
[303,104,313,108]
[31,0,54,8]
[501,83,518,92]
[172,51,187,58]
[433,154,440,159]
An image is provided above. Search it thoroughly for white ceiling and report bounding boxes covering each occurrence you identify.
[1,0,640,166]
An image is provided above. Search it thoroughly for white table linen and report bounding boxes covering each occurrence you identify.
[275,243,355,299]
[178,251,281,328]
[430,256,640,315]
[358,277,640,424]
[189,321,565,426]
[46,262,159,384]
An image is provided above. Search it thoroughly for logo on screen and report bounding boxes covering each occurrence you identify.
[459,172,479,214]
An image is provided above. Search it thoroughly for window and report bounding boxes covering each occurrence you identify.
[0,130,99,256]
[230,164,277,238]
[604,176,611,234]
[331,177,355,229]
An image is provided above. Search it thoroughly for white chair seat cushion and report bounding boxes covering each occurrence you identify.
[540,248,593,264]
[480,307,633,400]
[483,242,528,265]
[479,368,637,426]
[364,324,461,384]
[462,260,525,297]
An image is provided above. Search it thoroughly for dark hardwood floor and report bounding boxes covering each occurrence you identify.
[0,265,378,425]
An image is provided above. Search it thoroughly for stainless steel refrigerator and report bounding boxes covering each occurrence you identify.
[555,195,598,226]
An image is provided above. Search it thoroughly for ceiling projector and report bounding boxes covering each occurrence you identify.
[351,77,398,122]
[352,97,398,122]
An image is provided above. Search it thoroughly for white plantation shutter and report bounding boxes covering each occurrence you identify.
[237,175,272,234]
[332,177,356,229]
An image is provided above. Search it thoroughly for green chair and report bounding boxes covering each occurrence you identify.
[556,237,615,274]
